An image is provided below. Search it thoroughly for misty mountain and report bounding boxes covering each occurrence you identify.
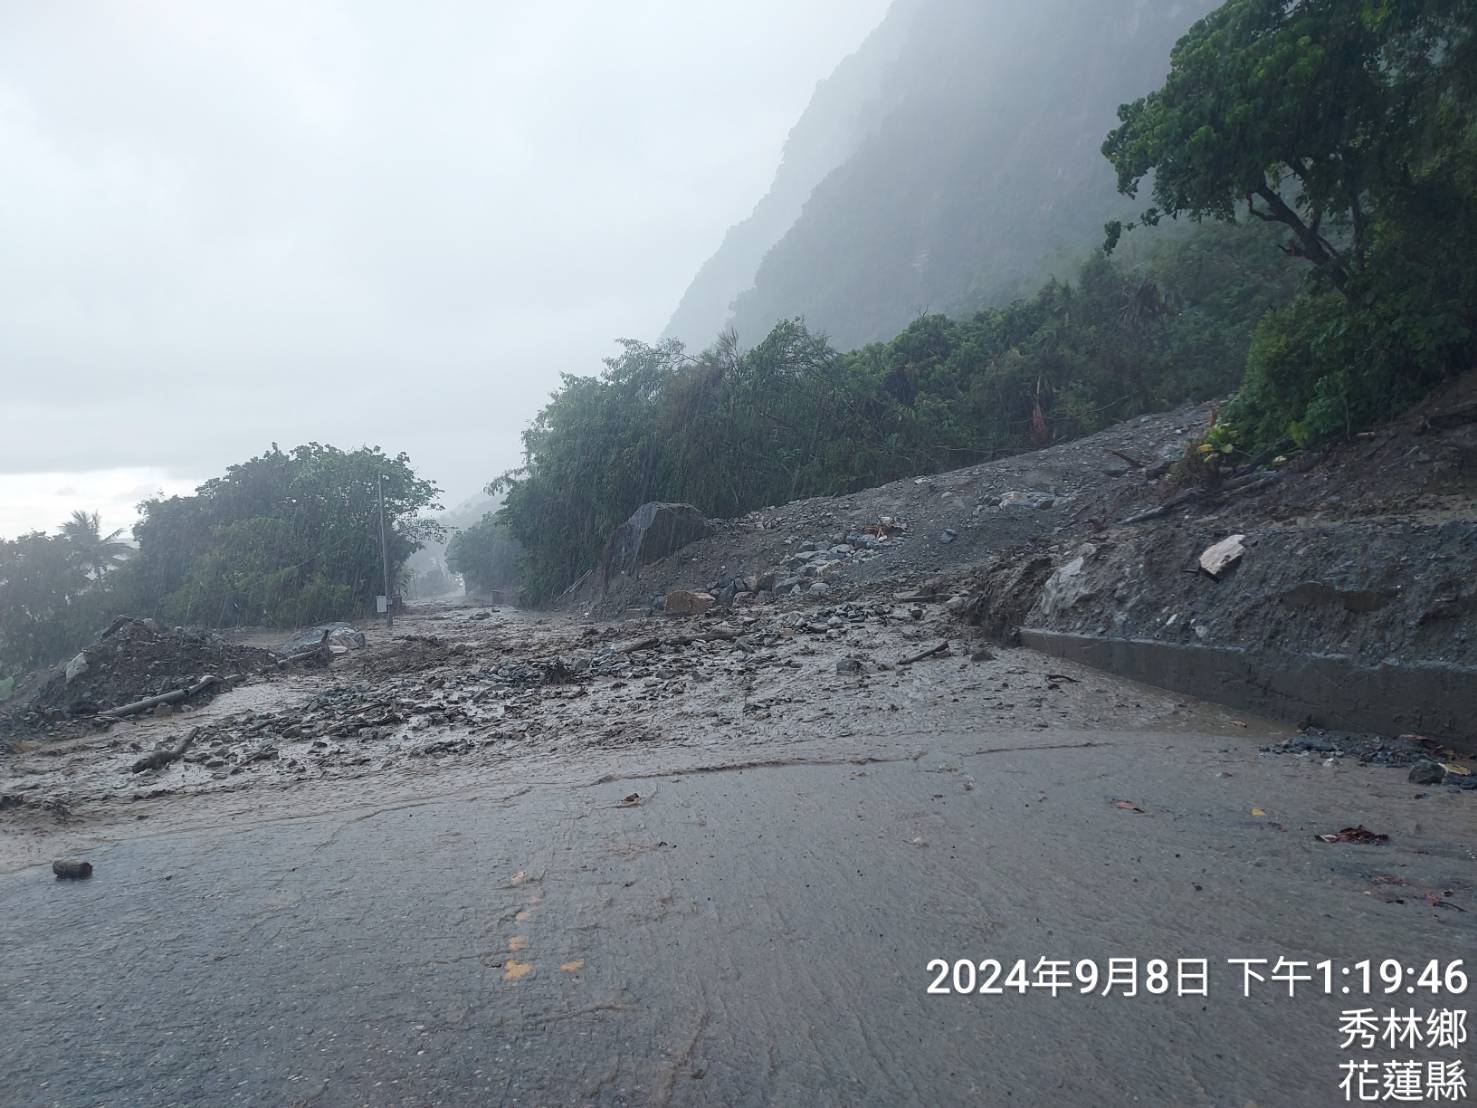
[663,1,918,347]
[666,0,1218,351]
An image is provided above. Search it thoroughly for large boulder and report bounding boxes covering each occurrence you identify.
[1037,548,1099,617]
[279,622,366,655]
[664,590,716,617]
[600,503,713,585]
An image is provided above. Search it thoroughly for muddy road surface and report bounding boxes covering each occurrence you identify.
[2,601,1474,1106]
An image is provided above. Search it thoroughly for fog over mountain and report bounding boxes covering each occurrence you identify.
[667,0,1218,352]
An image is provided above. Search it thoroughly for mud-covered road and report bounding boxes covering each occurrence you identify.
[2,602,1474,1106]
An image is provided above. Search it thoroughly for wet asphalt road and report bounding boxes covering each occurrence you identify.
[2,723,1474,1107]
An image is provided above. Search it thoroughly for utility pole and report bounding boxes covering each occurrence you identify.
[377,472,393,629]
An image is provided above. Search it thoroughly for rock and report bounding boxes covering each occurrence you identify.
[1199,534,1246,579]
[64,651,90,684]
[1408,761,1447,785]
[940,529,958,544]
[52,860,93,880]
[836,657,865,676]
[999,490,1054,510]
[1037,550,1097,616]
[746,571,776,593]
[664,590,717,617]
[944,594,972,614]
[599,503,713,584]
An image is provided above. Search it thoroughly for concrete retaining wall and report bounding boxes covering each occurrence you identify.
[1020,629,1477,755]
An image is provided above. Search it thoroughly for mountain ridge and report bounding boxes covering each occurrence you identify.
[667,0,1220,352]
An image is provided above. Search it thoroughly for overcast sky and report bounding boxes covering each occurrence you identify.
[0,0,891,538]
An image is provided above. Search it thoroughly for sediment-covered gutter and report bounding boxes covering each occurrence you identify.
[1007,519,1477,753]
[1019,631,1477,752]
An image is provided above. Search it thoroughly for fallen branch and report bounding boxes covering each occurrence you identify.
[1104,448,1147,469]
[1116,471,1280,525]
[103,674,221,722]
[1418,401,1477,434]
[898,641,950,666]
[667,628,740,648]
[1116,490,1200,525]
[131,727,203,773]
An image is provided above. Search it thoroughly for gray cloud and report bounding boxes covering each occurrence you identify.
[0,0,890,515]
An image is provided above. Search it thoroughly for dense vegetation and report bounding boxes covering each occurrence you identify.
[127,444,441,628]
[497,223,1296,602]
[0,512,129,679]
[493,0,1475,602]
[0,445,441,678]
[1105,0,1477,452]
[445,514,522,597]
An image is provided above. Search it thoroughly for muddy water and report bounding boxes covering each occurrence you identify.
[3,600,1475,1105]
[3,715,1474,1104]
[0,600,1274,873]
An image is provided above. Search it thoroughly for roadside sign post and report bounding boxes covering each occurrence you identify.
[377,472,393,629]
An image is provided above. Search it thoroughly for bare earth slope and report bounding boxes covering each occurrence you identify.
[587,402,1215,616]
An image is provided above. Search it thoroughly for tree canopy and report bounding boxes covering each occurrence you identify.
[130,444,442,628]
[59,510,130,580]
[495,223,1295,602]
[1,444,442,679]
[1104,0,1477,449]
[1103,0,1476,288]
[445,515,522,598]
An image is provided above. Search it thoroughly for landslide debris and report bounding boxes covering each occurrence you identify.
[1,618,277,738]
[580,403,1212,617]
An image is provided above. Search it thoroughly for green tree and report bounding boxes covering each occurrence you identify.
[445,515,522,597]
[0,531,99,674]
[494,223,1295,601]
[1103,0,1477,448]
[130,444,443,628]
[1102,0,1475,290]
[60,510,131,580]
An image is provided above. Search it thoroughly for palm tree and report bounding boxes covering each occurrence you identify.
[60,510,131,580]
